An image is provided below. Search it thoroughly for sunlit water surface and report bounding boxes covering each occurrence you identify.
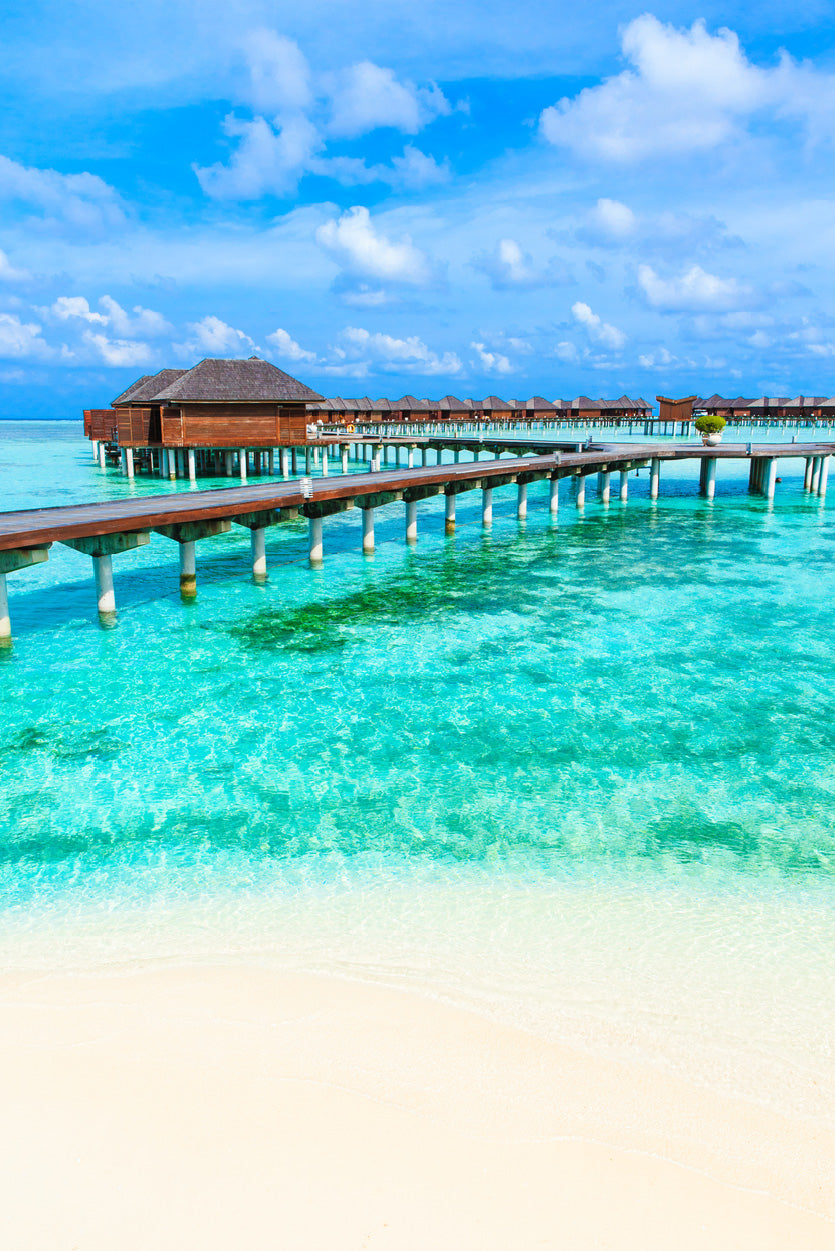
[1,422,834,1119]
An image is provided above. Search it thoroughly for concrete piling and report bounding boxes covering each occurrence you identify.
[482,487,493,527]
[250,528,267,580]
[406,500,418,543]
[308,516,323,565]
[517,481,528,520]
[362,507,375,554]
[444,492,456,534]
[650,458,660,499]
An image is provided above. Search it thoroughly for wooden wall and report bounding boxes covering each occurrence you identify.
[86,409,119,440]
[180,403,279,446]
[117,406,153,445]
[277,404,310,445]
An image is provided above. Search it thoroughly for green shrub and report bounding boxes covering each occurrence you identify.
[694,413,726,435]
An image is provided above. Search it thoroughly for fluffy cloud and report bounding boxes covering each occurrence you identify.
[241,30,313,116]
[327,326,462,376]
[195,114,321,200]
[266,327,317,362]
[196,34,452,199]
[571,301,626,350]
[471,238,570,290]
[327,61,449,138]
[316,206,431,286]
[637,263,752,311]
[51,294,171,337]
[82,332,153,367]
[540,14,835,161]
[471,341,513,374]
[180,315,256,355]
[0,249,29,282]
[588,199,637,240]
[0,313,49,359]
[0,154,126,231]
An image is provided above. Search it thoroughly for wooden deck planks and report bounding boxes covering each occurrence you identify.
[1,443,833,552]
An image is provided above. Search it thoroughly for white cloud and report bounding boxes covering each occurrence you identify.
[0,249,29,282]
[540,15,835,162]
[197,34,452,200]
[51,295,107,324]
[180,315,256,355]
[471,341,513,374]
[555,341,579,363]
[329,326,462,376]
[0,313,49,359]
[472,238,571,290]
[571,301,626,350]
[638,347,676,368]
[316,206,431,285]
[195,114,321,200]
[266,327,317,362]
[0,154,126,231]
[82,331,153,367]
[388,145,450,189]
[327,62,449,138]
[241,30,313,116]
[590,198,637,239]
[49,294,171,342]
[638,263,752,311]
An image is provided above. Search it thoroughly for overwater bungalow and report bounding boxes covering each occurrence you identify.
[99,357,323,452]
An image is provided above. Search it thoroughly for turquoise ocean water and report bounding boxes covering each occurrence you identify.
[1,421,834,1114]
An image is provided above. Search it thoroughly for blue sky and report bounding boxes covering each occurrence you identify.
[2,0,835,415]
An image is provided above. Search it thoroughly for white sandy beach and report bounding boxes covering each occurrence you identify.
[0,961,831,1251]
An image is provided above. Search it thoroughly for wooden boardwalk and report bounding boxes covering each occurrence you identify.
[1,440,833,638]
[3,442,832,551]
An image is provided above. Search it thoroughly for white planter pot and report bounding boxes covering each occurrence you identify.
[702,432,723,446]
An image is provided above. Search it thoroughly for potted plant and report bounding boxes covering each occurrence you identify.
[694,413,726,446]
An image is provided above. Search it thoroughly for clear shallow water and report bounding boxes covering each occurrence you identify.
[1,422,834,1114]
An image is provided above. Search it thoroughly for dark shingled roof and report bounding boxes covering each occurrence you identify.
[112,369,188,407]
[525,396,557,411]
[152,357,323,404]
[437,396,472,411]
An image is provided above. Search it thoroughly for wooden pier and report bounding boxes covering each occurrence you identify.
[1,441,833,639]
